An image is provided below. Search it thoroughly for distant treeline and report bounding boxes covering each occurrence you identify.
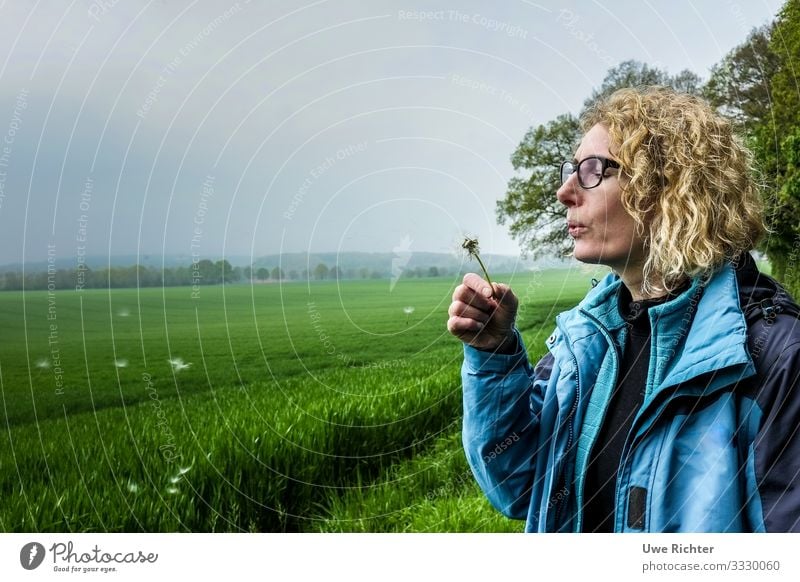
[0,259,461,291]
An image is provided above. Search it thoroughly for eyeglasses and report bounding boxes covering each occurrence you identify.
[560,156,620,189]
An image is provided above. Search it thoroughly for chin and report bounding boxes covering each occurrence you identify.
[571,246,603,265]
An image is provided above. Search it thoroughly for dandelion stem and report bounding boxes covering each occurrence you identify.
[462,236,495,298]
[474,254,494,293]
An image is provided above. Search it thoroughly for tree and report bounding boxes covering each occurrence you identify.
[428,266,439,277]
[703,23,779,129]
[172,266,190,286]
[3,271,21,290]
[768,0,800,134]
[313,263,329,280]
[329,266,341,280]
[197,260,216,284]
[215,260,233,283]
[668,69,704,96]
[497,113,581,258]
[271,266,284,281]
[256,267,269,281]
[54,268,73,289]
[498,60,706,258]
[703,2,800,295]
[767,126,800,295]
[590,60,666,94]
[582,60,700,111]
[766,0,800,274]
[163,267,179,287]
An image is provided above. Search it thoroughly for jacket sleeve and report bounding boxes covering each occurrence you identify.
[751,330,800,532]
[461,327,552,519]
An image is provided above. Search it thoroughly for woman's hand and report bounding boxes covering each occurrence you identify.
[447,273,519,353]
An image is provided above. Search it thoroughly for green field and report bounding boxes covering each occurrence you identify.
[0,266,607,532]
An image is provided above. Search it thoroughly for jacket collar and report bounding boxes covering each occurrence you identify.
[648,260,753,393]
[564,255,757,397]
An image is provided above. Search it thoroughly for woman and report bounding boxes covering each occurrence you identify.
[447,86,800,532]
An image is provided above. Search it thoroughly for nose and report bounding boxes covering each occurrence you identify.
[556,172,580,208]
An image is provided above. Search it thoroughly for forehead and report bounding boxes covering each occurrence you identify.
[576,123,611,158]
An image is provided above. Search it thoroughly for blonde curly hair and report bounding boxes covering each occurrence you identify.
[582,86,766,295]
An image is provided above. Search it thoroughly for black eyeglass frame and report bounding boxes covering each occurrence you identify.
[560,155,620,190]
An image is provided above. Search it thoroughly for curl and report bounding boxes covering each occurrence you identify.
[582,86,765,296]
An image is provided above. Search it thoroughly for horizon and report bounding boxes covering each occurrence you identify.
[0,247,559,272]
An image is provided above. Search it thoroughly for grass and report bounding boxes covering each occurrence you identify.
[316,430,522,532]
[0,265,606,532]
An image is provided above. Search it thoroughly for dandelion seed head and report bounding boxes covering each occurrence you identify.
[462,236,480,257]
[166,486,179,495]
[458,234,494,291]
[114,359,128,368]
[403,306,415,315]
[168,358,192,372]
[127,481,139,493]
[35,358,51,369]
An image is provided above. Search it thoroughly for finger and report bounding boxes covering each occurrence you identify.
[452,284,492,312]
[447,315,484,336]
[448,300,490,323]
[462,273,494,299]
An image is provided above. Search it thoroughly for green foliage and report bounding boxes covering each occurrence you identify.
[709,0,800,293]
[776,129,800,294]
[766,0,800,294]
[497,113,580,258]
[702,24,780,129]
[313,263,329,280]
[1,260,244,291]
[583,60,701,111]
[769,0,800,134]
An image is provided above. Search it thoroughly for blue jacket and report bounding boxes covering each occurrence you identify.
[462,253,800,532]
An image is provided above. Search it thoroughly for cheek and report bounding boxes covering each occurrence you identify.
[606,203,636,237]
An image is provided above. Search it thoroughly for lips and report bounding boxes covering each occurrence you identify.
[567,221,587,236]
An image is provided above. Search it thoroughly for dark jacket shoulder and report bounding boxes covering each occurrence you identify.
[733,252,800,375]
[733,252,800,532]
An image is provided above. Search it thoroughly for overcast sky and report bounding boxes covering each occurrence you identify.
[0,0,783,267]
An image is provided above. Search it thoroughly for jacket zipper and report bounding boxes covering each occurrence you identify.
[551,310,624,531]
[571,308,623,532]
[552,347,580,529]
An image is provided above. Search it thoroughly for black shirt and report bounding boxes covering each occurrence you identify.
[581,281,689,532]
